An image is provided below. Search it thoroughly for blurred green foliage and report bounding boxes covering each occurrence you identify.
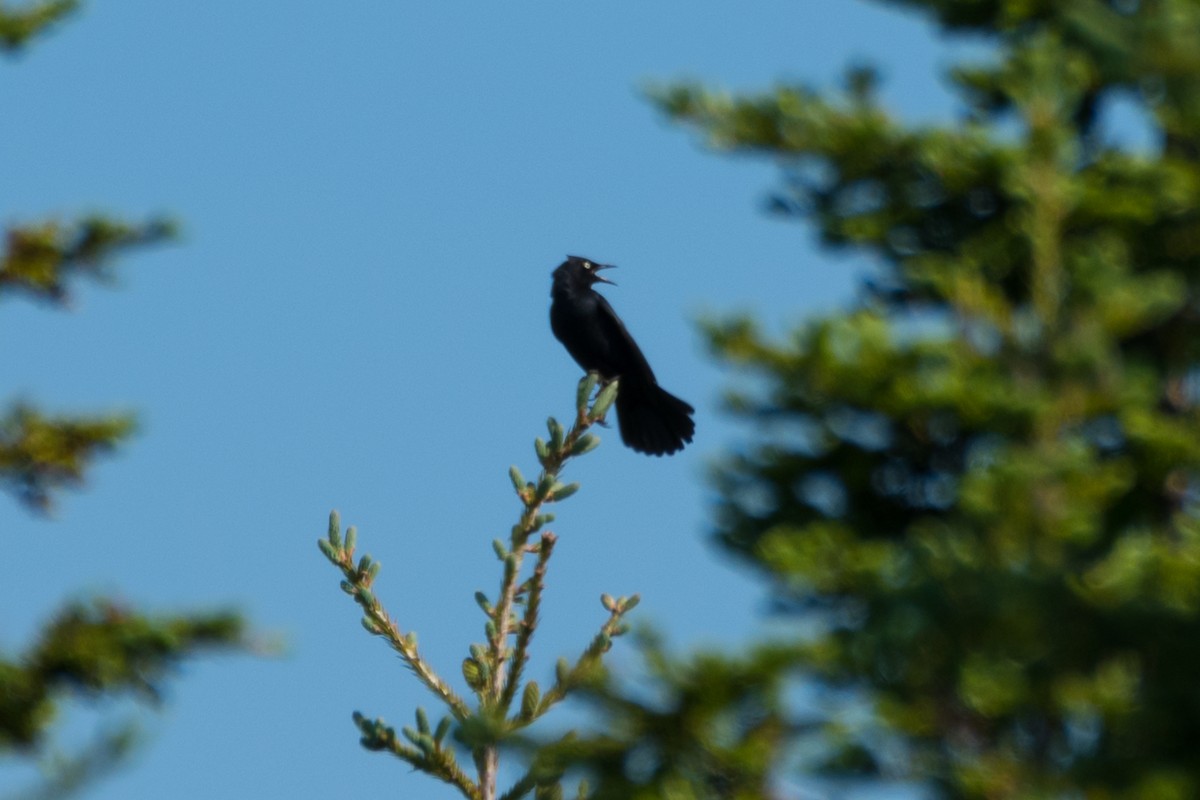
[0,213,177,514]
[1,216,177,306]
[2,7,247,798]
[557,1,1200,798]
[0,0,76,51]
[0,405,134,512]
[0,602,245,751]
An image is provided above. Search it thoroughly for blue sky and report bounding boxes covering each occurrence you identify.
[2,3,966,797]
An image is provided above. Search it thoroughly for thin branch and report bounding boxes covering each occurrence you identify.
[354,712,479,800]
[536,599,638,718]
[319,524,472,721]
[479,375,615,800]
[500,533,556,713]
[361,595,473,721]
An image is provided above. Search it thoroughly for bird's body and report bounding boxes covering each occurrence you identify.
[550,255,694,456]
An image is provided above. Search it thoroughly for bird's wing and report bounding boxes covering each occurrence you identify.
[593,293,657,384]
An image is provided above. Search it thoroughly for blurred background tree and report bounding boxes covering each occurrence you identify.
[1,4,245,797]
[553,1,1200,798]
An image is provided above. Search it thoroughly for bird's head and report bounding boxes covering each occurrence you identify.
[555,255,616,287]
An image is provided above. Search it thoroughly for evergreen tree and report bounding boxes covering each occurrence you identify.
[550,1,1200,798]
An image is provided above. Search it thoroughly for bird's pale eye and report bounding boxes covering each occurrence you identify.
[582,261,593,270]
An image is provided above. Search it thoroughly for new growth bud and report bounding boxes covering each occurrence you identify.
[576,372,599,410]
[548,482,580,502]
[591,380,619,419]
[570,434,600,456]
[328,510,342,546]
[547,417,564,451]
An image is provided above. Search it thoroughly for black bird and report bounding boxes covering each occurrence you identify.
[550,255,695,456]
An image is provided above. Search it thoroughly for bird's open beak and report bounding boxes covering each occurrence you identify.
[594,264,617,285]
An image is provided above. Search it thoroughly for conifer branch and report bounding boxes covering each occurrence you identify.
[0,0,78,51]
[0,404,135,512]
[478,374,615,800]
[353,711,479,799]
[500,532,555,715]
[321,376,637,800]
[0,601,245,752]
[318,514,473,721]
[534,595,639,719]
[0,215,176,305]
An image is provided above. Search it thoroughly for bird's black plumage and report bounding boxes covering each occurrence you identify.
[550,255,694,456]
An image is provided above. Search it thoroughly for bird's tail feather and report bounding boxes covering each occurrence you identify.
[616,383,695,456]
